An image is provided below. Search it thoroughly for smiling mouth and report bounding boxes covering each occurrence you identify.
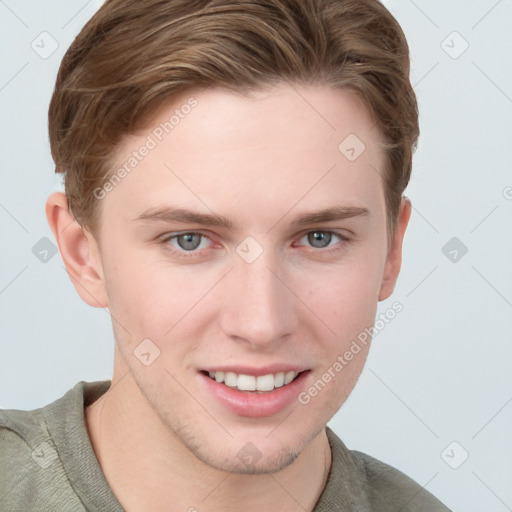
[200,370,306,393]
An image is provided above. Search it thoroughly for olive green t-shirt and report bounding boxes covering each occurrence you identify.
[0,381,450,511]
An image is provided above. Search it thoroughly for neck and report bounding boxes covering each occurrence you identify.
[85,364,332,512]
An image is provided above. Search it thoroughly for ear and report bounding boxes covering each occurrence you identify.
[45,191,108,308]
[378,196,412,302]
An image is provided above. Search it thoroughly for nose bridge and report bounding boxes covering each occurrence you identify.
[220,247,295,346]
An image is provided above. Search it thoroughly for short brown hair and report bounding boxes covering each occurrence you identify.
[49,0,419,244]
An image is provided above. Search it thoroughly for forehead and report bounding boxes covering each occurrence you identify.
[102,83,386,230]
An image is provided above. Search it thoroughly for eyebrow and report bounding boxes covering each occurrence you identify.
[288,205,369,226]
[134,204,369,230]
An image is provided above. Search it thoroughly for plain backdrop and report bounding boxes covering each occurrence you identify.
[1,1,511,511]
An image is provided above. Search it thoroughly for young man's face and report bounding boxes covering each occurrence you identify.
[76,83,408,473]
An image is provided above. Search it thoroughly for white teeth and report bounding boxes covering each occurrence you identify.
[224,372,238,387]
[284,371,296,385]
[256,374,275,391]
[274,372,285,388]
[237,374,256,391]
[207,370,299,391]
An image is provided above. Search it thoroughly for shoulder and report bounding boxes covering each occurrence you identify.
[0,404,73,510]
[323,427,451,511]
[0,382,109,511]
[0,404,53,476]
[351,449,451,511]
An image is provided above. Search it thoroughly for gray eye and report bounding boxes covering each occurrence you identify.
[307,231,333,248]
[177,233,203,250]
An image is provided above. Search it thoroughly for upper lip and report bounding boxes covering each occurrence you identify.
[201,365,309,377]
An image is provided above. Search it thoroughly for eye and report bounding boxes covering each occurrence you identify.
[163,232,212,252]
[297,230,349,250]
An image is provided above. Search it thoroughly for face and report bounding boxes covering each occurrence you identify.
[86,83,399,473]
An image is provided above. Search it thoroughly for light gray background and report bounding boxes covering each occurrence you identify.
[1,1,511,511]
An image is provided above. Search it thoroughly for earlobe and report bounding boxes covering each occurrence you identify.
[45,191,108,308]
[378,197,412,302]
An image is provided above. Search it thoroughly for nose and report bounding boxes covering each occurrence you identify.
[219,251,297,349]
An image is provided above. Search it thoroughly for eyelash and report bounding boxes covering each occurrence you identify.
[159,230,350,259]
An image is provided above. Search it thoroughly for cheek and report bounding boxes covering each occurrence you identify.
[297,256,382,338]
[102,246,221,346]
[101,250,177,337]
[298,264,379,410]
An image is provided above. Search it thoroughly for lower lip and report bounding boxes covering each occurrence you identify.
[199,371,310,417]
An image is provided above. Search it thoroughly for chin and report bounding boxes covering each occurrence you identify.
[178,417,325,476]
[189,439,303,475]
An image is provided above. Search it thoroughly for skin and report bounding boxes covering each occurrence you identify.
[46,83,411,512]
